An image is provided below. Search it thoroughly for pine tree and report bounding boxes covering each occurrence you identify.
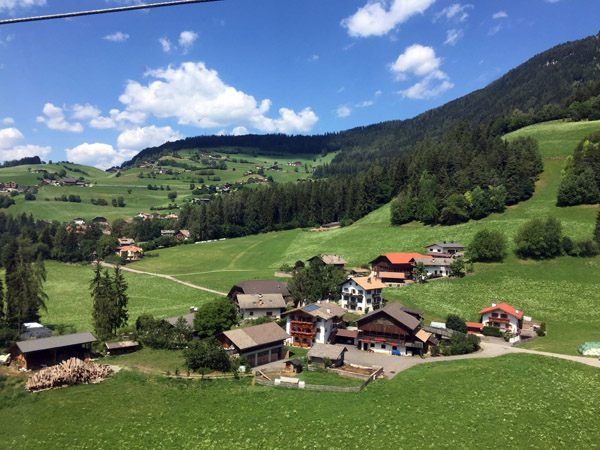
[112,266,129,335]
[91,263,129,340]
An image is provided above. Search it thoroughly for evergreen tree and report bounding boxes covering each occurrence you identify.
[594,209,600,245]
[112,266,129,335]
[92,268,114,340]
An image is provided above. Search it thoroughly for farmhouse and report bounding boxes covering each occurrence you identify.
[20,322,53,340]
[479,302,524,334]
[307,343,348,367]
[411,256,453,278]
[308,254,347,269]
[161,229,175,237]
[73,217,86,225]
[356,303,435,356]
[217,322,290,367]
[118,245,143,261]
[136,212,152,220]
[424,242,465,256]
[60,177,81,186]
[92,216,109,225]
[370,252,430,284]
[165,307,197,328]
[118,237,135,246]
[339,276,386,313]
[228,279,290,301]
[9,332,97,370]
[235,293,286,320]
[175,230,190,240]
[283,301,345,347]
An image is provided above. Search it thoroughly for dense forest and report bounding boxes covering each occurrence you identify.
[0,156,42,168]
[557,131,600,206]
[122,32,600,177]
[390,123,543,225]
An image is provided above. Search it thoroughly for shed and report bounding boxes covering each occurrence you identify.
[307,344,347,367]
[9,332,97,370]
[105,340,141,356]
[284,358,303,374]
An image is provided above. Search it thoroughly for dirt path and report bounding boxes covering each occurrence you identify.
[101,262,227,296]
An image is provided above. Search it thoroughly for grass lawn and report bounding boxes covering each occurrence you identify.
[99,348,186,374]
[295,369,365,387]
[39,262,218,333]
[1,354,599,448]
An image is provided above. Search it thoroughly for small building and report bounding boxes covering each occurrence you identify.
[118,237,135,246]
[20,322,53,340]
[105,340,141,356]
[284,358,303,374]
[228,280,290,301]
[370,253,431,284]
[9,332,97,370]
[165,307,197,328]
[118,245,143,261]
[136,212,152,220]
[73,217,86,226]
[161,229,175,237]
[331,328,358,346]
[350,267,370,275]
[307,343,347,367]
[479,302,524,335]
[411,256,453,278]
[424,242,465,255]
[465,322,484,335]
[166,213,179,220]
[61,177,79,186]
[283,301,346,347]
[235,293,286,320]
[175,230,190,240]
[92,216,109,225]
[308,254,347,269]
[340,276,386,313]
[217,322,290,367]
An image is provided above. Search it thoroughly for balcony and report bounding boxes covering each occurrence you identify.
[290,329,316,336]
[488,316,509,323]
[290,319,314,326]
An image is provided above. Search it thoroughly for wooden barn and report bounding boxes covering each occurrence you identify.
[9,332,97,370]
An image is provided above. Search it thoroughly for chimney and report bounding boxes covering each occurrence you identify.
[367,277,371,283]
[327,308,331,314]
[317,299,321,304]
[258,294,263,307]
[492,303,497,307]
[515,309,519,314]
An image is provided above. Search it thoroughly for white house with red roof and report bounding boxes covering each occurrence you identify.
[340,276,386,313]
[479,302,524,334]
[370,252,431,284]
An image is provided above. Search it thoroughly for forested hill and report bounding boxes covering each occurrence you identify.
[123,32,600,173]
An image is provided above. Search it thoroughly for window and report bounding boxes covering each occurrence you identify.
[266,311,272,317]
[381,344,386,349]
[370,343,375,348]
[249,311,254,316]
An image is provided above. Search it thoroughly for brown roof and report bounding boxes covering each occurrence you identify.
[335,329,359,339]
[415,329,432,343]
[357,302,420,331]
[236,293,286,310]
[165,313,195,328]
[229,280,290,298]
[283,301,346,320]
[307,343,348,360]
[371,253,429,265]
[377,272,406,280]
[105,340,140,350]
[221,322,289,351]
[320,254,348,265]
[350,276,387,290]
[15,332,97,354]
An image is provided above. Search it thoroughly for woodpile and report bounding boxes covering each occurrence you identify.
[26,357,111,392]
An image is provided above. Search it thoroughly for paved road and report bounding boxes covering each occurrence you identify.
[101,262,227,296]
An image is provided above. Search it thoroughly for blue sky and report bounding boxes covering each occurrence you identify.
[0,0,598,169]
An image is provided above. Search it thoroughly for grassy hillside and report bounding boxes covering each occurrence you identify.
[1,354,599,448]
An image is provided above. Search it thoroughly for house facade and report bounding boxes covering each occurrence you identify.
[235,293,286,320]
[424,242,465,255]
[479,302,524,334]
[412,256,453,277]
[340,276,386,313]
[217,322,290,367]
[283,301,345,347]
[118,245,143,261]
[308,254,347,269]
[227,279,290,302]
[370,253,430,284]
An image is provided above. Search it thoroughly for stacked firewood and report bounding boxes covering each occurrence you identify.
[26,357,111,391]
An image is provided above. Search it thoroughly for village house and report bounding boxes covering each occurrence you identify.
[118,245,143,261]
[412,256,453,278]
[479,302,524,335]
[339,276,386,313]
[307,343,348,367]
[73,217,86,225]
[166,212,179,220]
[136,212,152,220]
[0,181,18,189]
[174,230,190,240]
[308,254,348,269]
[235,293,286,320]
[283,301,345,347]
[217,321,290,367]
[228,279,290,302]
[424,242,465,256]
[161,229,175,237]
[370,252,431,284]
[356,303,436,356]
[8,332,97,370]
[118,237,135,246]
[92,215,109,225]
[165,307,197,329]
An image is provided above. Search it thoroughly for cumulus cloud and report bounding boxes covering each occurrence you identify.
[308,54,319,62]
[89,108,146,130]
[103,31,129,42]
[1,117,14,125]
[118,61,318,134]
[492,11,508,19]
[336,105,351,118]
[341,0,435,38]
[117,125,182,151]
[178,31,198,52]
[36,103,83,132]
[0,127,50,162]
[356,100,374,108]
[65,142,136,169]
[391,44,453,99]
[71,103,102,120]
[444,28,463,46]
[0,0,46,12]
[231,126,248,136]
[434,3,473,22]
[159,37,172,53]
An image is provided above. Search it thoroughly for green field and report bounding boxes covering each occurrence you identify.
[1,354,599,448]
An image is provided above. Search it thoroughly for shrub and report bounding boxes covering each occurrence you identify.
[537,322,547,337]
[482,326,503,337]
[446,314,467,334]
[468,229,507,262]
[183,338,231,373]
[514,217,563,259]
[575,239,599,257]
[430,345,440,357]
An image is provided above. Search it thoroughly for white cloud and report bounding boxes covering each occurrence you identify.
[117,125,182,151]
[36,103,83,132]
[65,142,136,169]
[492,11,508,19]
[390,44,441,79]
[398,71,453,99]
[308,54,319,62]
[488,24,502,35]
[434,3,473,23]
[444,28,463,46]
[375,90,382,96]
[0,0,46,12]
[0,127,50,162]
[0,34,15,46]
[103,31,130,42]
[356,100,374,108]
[341,0,436,38]
[71,103,101,120]
[118,61,318,134]
[1,117,14,125]
[545,0,560,3]
[178,31,198,52]
[336,105,351,118]
[89,108,146,130]
[231,126,248,136]
[159,37,172,53]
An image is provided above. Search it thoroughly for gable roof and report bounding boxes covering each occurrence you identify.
[478,302,524,319]
[221,322,289,351]
[307,343,347,360]
[283,301,346,320]
[348,276,387,290]
[376,272,406,280]
[236,293,286,310]
[165,312,195,328]
[120,245,143,253]
[229,280,290,298]
[412,256,453,267]
[357,302,420,331]
[372,253,430,265]
[424,242,465,249]
[320,254,347,265]
[15,332,96,354]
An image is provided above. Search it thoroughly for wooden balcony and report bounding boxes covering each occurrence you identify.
[290,319,314,326]
[488,316,509,323]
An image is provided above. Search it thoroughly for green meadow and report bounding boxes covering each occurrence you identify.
[1,354,599,449]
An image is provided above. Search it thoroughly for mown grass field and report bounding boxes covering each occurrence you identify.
[1,354,599,449]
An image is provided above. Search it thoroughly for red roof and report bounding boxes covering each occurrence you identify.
[379,253,430,265]
[465,322,484,330]
[478,303,524,319]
